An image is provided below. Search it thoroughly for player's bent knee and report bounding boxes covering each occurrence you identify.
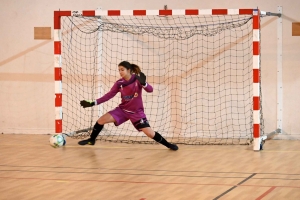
[136,123,150,130]
[139,127,155,138]
[134,118,150,130]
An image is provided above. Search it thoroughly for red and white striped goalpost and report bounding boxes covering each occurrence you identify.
[53,8,262,151]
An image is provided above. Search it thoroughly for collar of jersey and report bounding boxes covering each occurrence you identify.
[118,74,137,87]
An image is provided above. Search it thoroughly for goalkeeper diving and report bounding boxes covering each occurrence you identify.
[79,61,178,151]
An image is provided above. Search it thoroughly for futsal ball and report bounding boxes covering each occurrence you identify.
[49,134,66,148]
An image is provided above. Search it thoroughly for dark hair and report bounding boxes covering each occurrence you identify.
[118,61,141,74]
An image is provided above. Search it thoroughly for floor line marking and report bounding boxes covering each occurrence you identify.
[237,173,257,185]
[213,173,256,200]
[255,186,276,200]
[0,176,299,189]
[0,164,300,176]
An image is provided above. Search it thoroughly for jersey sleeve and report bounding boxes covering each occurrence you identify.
[95,82,120,105]
[142,82,153,93]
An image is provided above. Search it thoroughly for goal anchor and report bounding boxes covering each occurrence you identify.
[258,128,281,150]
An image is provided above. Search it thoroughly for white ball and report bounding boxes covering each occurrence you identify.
[49,134,66,148]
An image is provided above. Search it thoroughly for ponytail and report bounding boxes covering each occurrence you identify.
[118,61,141,74]
[130,64,141,74]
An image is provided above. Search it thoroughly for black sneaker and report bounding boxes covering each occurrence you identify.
[168,143,179,151]
[78,138,95,145]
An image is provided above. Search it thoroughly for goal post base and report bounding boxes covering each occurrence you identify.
[253,137,263,151]
[265,128,281,140]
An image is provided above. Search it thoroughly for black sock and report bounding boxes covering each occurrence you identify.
[90,122,104,141]
[152,132,170,148]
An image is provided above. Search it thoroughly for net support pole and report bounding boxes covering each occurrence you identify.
[258,9,282,143]
[252,9,261,151]
[277,6,283,134]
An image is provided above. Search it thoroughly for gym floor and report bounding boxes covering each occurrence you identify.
[0,134,299,200]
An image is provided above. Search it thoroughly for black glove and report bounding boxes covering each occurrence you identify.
[136,72,146,86]
[80,100,95,108]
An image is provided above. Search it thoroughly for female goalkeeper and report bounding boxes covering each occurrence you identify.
[78,61,178,151]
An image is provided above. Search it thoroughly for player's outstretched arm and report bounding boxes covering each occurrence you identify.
[80,100,95,108]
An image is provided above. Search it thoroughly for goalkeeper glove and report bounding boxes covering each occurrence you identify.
[136,72,146,86]
[80,100,95,108]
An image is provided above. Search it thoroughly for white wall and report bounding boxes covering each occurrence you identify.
[0,0,299,139]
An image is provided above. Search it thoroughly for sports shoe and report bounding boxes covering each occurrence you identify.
[168,143,179,151]
[78,138,95,145]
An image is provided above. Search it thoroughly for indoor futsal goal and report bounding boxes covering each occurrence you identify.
[54,8,264,149]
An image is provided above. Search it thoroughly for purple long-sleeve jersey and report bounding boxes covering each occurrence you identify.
[95,74,153,113]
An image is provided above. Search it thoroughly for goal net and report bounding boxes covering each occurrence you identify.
[55,9,263,145]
